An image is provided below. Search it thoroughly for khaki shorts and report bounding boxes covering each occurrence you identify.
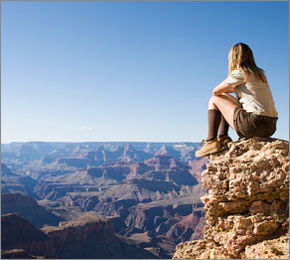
[233,107,278,138]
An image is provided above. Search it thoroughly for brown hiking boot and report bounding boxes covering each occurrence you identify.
[195,139,222,158]
[218,135,232,148]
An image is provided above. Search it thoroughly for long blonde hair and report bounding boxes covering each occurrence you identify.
[228,43,268,83]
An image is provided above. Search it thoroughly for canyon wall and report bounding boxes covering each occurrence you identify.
[1,212,158,259]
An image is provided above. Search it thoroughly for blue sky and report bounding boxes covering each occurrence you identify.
[1,1,289,143]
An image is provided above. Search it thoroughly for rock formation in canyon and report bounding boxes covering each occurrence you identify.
[1,212,158,259]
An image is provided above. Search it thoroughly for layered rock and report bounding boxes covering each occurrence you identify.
[1,213,56,258]
[1,193,64,228]
[173,137,289,259]
[41,212,158,259]
[1,212,158,259]
[1,163,37,196]
[1,249,45,259]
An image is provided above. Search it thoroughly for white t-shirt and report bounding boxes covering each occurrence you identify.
[226,69,278,118]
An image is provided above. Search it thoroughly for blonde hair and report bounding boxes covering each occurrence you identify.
[228,43,268,83]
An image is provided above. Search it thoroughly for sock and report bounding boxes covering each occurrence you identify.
[207,109,221,141]
[218,115,229,137]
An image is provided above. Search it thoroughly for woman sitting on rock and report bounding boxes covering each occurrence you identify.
[196,42,278,158]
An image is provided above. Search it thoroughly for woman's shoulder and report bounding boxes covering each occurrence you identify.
[229,69,245,80]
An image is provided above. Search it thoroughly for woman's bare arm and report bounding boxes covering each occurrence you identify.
[213,79,234,96]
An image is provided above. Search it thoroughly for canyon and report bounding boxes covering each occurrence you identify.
[1,142,207,258]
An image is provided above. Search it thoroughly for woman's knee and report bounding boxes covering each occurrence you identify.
[220,93,239,104]
[208,95,218,109]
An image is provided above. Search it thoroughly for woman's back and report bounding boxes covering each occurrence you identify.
[227,69,278,118]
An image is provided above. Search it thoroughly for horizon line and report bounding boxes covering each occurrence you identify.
[1,140,201,144]
[2,136,289,145]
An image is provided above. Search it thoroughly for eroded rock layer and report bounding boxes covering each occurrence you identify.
[173,138,289,259]
[1,213,56,258]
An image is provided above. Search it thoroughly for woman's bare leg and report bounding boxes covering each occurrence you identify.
[208,95,239,130]
[196,94,239,157]
[219,93,239,105]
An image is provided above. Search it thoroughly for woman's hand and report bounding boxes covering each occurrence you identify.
[213,79,234,96]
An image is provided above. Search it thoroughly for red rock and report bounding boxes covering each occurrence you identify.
[1,213,56,258]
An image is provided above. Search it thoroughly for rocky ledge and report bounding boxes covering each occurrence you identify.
[173,137,289,259]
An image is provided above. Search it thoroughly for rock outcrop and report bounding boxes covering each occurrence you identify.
[173,137,289,259]
[41,212,158,259]
[1,212,158,259]
[1,213,56,258]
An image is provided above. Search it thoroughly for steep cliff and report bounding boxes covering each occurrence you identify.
[1,163,37,196]
[173,137,289,259]
[41,212,158,259]
[1,213,56,258]
[1,193,64,228]
[1,212,158,259]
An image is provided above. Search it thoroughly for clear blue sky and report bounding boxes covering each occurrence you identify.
[1,1,289,143]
